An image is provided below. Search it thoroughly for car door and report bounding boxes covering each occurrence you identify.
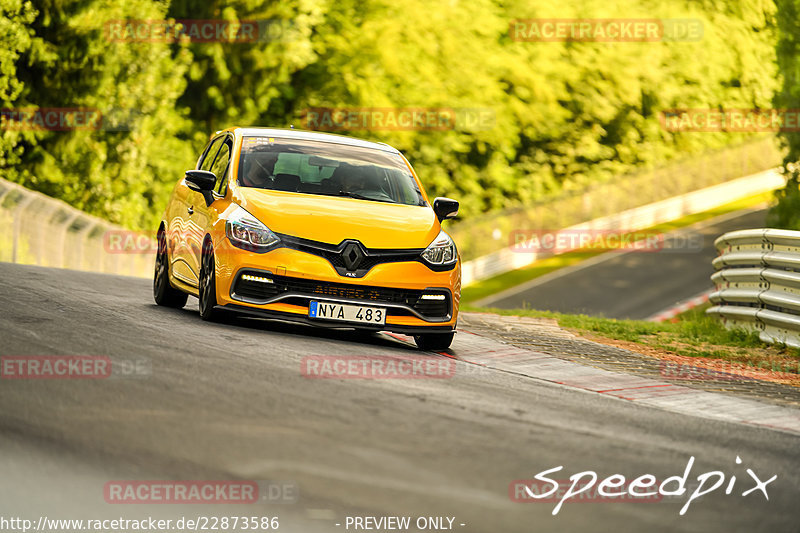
[185,135,232,279]
[169,136,223,287]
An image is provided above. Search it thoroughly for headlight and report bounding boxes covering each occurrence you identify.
[225,206,280,252]
[421,230,457,266]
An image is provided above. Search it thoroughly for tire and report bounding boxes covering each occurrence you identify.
[198,239,222,321]
[153,228,188,308]
[413,331,455,351]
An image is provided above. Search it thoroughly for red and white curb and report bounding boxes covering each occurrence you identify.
[388,329,800,436]
[646,288,714,322]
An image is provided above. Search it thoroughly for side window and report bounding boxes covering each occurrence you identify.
[210,140,232,195]
[198,137,223,171]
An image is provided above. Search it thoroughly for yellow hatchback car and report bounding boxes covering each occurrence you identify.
[154,127,461,350]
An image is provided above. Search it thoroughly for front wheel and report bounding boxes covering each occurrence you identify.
[198,240,222,321]
[413,331,455,351]
[153,228,188,308]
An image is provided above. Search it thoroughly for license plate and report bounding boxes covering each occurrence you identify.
[308,301,386,325]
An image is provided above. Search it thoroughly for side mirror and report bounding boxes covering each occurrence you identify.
[433,197,459,222]
[185,170,216,191]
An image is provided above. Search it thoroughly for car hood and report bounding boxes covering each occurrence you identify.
[236,189,440,249]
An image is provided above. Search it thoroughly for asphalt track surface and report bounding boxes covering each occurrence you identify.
[483,209,767,319]
[0,261,798,532]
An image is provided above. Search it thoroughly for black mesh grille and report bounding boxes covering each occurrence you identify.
[232,271,451,319]
[274,276,419,305]
[277,234,423,277]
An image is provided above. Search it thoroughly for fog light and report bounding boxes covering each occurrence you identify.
[420,294,446,300]
[242,274,273,283]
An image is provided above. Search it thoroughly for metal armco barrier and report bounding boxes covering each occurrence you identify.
[708,228,800,348]
[0,177,153,278]
[461,168,785,286]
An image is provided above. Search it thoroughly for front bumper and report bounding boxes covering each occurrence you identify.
[213,237,460,333]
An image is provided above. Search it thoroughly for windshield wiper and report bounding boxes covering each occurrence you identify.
[336,191,395,203]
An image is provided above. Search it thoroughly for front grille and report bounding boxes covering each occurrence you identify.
[231,271,451,319]
[317,249,419,271]
[277,234,423,278]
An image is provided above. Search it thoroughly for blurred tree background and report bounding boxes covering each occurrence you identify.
[0,0,792,230]
[768,0,800,228]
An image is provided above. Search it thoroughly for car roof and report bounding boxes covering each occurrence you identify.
[222,127,400,154]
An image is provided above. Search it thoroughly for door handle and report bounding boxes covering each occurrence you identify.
[187,206,194,215]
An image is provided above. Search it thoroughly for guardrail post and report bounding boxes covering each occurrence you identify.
[110,225,122,275]
[12,196,37,263]
[37,203,60,266]
[57,213,80,268]
[76,220,97,272]
[0,187,11,206]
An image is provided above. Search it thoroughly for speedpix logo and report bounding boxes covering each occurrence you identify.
[512,456,776,516]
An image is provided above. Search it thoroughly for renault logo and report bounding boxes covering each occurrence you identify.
[341,241,366,271]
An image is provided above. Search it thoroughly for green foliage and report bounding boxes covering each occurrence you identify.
[167,0,325,136]
[0,0,37,177]
[0,0,786,230]
[8,0,194,229]
[473,304,799,366]
[768,0,800,228]
[767,173,800,227]
[292,0,778,216]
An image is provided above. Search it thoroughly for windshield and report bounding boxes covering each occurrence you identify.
[237,136,426,206]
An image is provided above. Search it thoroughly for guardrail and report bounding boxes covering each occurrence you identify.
[0,177,152,278]
[451,137,781,261]
[708,228,800,348]
[462,168,786,286]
